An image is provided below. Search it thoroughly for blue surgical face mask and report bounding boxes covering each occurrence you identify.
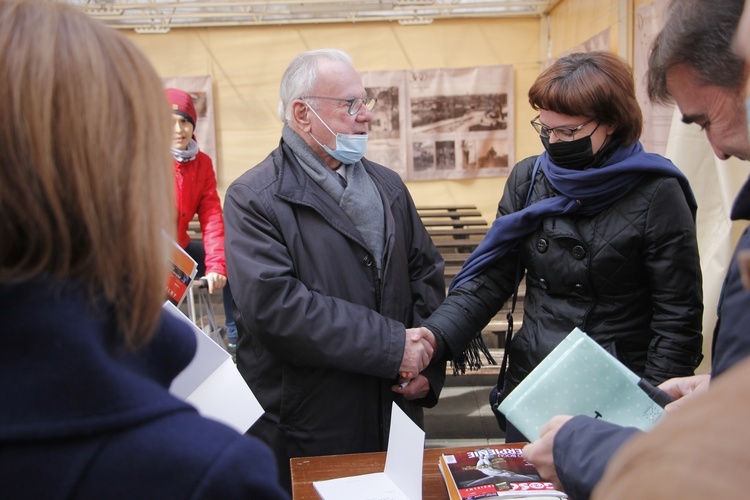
[306,104,368,165]
[746,98,750,143]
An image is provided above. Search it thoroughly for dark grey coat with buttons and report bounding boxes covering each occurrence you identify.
[224,140,446,483]
[424,155,703,400]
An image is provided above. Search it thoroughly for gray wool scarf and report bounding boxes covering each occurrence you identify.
[282,125,385,273]
[171,139,199,162]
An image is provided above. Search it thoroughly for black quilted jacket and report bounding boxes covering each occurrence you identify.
[424,154,704,395]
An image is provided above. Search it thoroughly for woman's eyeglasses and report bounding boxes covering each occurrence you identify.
[530,115,595,141]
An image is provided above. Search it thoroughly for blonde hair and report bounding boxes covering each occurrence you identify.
[0,0,174,348]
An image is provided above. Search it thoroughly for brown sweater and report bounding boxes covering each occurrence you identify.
[593,357,750,499]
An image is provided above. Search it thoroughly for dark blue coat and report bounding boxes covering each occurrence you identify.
[0,279,288,500]
[552,176,750,500]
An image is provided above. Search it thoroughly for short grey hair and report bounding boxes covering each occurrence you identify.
[278,49,354,123]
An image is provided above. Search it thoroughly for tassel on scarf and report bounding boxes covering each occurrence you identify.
[451,332,497,375]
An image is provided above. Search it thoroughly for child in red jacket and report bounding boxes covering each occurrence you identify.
[167,88,237,347]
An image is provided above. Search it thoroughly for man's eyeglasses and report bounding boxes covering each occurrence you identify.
[530,115,595,141]
[302,96,377,115]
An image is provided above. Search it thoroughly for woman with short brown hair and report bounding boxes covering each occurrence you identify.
[420,50,703,462]
[529,50,643,147]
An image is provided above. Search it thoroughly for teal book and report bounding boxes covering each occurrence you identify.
[498,328,666,442]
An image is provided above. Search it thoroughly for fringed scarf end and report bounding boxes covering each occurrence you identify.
[450,334,497,376]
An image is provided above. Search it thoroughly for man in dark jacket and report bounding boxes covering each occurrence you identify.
[524,0,750,498]
[224,49,446,492]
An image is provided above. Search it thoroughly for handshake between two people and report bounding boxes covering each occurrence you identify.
[392,327,437,400]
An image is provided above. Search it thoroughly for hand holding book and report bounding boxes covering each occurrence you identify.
[655,373,710,413]
[521,415,572,493]
[498,328,669,442]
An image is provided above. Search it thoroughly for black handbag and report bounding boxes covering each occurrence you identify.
[488,155,541,431]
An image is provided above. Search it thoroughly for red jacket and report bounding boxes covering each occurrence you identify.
[174,151,226,276]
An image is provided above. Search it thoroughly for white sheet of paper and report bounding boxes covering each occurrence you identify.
[167,302,227,398]
[182,357,264,433]
[313,404,425,500]
[313,473,409,500]
[164,302,264,433]
[384,403,425,500]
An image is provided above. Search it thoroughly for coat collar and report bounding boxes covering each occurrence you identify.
[272,140,402,252]
[731,175,750,221]
[275,139,401,210]
[0,279,195,441]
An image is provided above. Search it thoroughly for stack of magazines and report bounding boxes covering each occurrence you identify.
[439,445,566,499]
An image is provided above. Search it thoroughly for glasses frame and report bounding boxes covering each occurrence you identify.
[530,115,595,142]
[301,95,377,115]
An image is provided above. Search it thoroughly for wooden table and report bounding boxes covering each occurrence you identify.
[290,445,480,499]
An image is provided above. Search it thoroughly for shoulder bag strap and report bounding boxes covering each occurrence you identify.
[495,155,542,390]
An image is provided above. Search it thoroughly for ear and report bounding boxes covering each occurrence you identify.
[291,100,312,132]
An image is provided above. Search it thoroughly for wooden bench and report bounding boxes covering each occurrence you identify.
[441,252,480,265]
[418,206,489,242]
[417,204,478,212]
[431,236,485,254]
[421,219,489,229]
[417,209,483,219]
[426,227,489,238]
[187,216,202,241]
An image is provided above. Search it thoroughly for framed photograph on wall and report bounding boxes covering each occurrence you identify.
[362,64,514,181]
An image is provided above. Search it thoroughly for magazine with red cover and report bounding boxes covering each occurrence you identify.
[438,445,567,499]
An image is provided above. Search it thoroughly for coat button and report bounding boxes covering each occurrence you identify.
[538,278,549,290]
[574,283,586,294]
[362,255,373,267]
[536,238,549,253]
[572,245,586,260]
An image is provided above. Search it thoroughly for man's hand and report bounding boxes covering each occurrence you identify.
[204,272,227,294]
[658,374,710,414]
[522,415,573,491]
[392,375,430,400]
[399,328,434,379]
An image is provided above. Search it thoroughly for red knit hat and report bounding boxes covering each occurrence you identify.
[165,88,197,128]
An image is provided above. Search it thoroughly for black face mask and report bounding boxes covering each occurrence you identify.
[541,134,598,170]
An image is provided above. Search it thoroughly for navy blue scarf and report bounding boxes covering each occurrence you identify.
[450,142,697,292]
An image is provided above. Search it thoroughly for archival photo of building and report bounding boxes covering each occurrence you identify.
[362,64,514,181]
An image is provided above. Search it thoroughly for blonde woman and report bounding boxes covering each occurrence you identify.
[0,1,287,497]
